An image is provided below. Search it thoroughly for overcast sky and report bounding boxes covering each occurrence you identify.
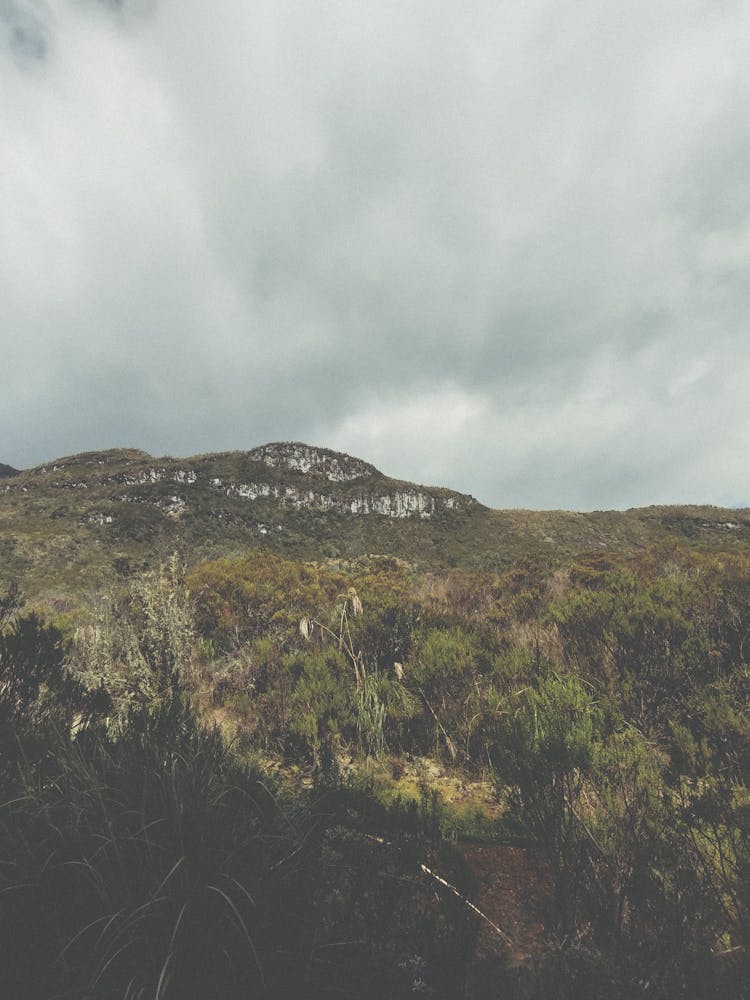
[2,0,749,510]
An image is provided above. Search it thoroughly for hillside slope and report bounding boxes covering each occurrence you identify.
[1,441,749,601]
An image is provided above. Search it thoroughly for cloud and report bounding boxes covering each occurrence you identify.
[1,0,748,508]
[328,345,749,510]
[0,0,49,62]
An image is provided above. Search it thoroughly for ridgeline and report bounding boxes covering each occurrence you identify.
[1,441,748,601]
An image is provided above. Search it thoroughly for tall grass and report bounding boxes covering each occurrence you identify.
[1,695,279,998]
[0,693,473,999]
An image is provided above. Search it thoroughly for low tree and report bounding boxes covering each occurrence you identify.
[0,610,79,732]
[493,670,604,933]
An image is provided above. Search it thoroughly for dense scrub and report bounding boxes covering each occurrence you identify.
[0,612,472,998]
[184,547,750,995]
[2,543,750,996]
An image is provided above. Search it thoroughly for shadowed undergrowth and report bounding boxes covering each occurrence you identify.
[0,694,473,1000]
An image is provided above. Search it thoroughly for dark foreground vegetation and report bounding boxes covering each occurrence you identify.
[0,646,470,996]
[2,540,750,997]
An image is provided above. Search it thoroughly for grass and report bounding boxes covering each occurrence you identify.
[0,694,478,999]
[346,756,506,844]
[1,697,282,998]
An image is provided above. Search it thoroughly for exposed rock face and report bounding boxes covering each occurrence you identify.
[345,491,450,517]
[110,469,195,486]
[247,442,377,482]
[216,480,470,518]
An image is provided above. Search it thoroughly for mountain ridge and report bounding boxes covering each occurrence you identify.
[1,440,749,602]
[3,441,478,515]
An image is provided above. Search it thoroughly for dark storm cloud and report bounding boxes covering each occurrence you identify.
[1,0,749,508]
[0,0,49,61]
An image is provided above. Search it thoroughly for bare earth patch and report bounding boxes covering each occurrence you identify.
[460,843,553,968]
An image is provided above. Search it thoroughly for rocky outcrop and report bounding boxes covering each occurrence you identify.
[110,468,196,487]
[216,480,472,518]
[247,442,378,482]
[0,463,19,478]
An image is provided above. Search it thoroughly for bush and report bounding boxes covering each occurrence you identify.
[0,692,475,999]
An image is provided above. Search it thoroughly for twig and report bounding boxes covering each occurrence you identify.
[366,834,513,948]
[417,687,457,761]
[419,862,514,947]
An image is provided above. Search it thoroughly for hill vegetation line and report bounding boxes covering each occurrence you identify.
[1,443,749,997]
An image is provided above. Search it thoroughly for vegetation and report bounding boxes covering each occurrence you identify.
[2,443,750,996]
[0,585,472,999]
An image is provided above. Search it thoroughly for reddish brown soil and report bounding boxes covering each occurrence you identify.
[460,844,553,968]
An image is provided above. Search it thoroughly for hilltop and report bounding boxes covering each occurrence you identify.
[1,440,749,601]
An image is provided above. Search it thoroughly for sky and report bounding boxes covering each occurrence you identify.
[2,0,749,510]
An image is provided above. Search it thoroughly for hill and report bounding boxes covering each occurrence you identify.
[3,442,750,998]
[1,440,749,601]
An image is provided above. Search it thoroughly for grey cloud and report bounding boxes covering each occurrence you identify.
[1,0,749,508]
[0,0,49,61]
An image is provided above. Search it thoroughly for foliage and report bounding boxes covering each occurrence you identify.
[71,556,196,715]
[5,534,750,996]
[187,550,348,652]
[0,607,86,753]
[289,647,353,759]
[492,670,604,931]
[0,692,475,999]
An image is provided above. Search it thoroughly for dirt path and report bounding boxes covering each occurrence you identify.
[460,844,552,968]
